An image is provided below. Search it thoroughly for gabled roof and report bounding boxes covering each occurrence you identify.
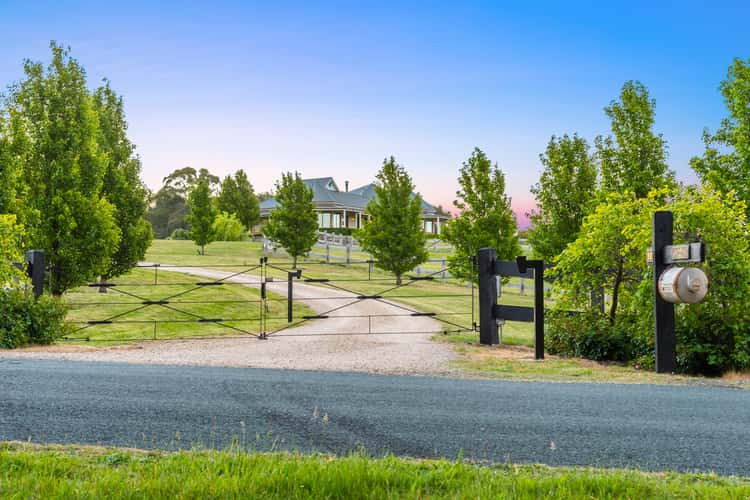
[261,177,443,216]
[350,183,440,215]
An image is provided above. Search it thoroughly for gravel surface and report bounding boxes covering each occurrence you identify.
[0,267,456,375]
[2,359,749,475]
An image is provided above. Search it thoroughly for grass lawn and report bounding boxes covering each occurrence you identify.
[1,442,747,499]
[64,267,313,343]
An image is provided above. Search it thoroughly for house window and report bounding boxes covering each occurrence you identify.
[424,220,433,233]
[317,213,341,229]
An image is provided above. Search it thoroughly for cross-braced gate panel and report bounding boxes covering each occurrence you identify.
[65,263,271,342]
[262,257,477,338]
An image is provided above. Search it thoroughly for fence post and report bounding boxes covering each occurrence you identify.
[345,243,351,268]
[287,272,294,322]
[653,211,676,373]
[478,247,499,345]
[25,250,45,299]
[326,244,330,263]
[519,278,525,295]
[441,258,446,284]
[533,261,545,360]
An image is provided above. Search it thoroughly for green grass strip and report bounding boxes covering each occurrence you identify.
[1,442,747,499]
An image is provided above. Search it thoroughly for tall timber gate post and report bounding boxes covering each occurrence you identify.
[478,248,499,345]
[478,247,545,360]
[648,211,708,373]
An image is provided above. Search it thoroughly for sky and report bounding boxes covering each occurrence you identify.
[1,1,749,226]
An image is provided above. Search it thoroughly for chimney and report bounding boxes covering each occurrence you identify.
[345,181,349,192]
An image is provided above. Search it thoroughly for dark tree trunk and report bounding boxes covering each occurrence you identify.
[293,255,298,269]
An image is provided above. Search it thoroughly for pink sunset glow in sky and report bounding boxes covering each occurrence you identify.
[2,1,746,231]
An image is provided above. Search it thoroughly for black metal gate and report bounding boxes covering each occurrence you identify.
[65,257,477,343]
[263,258,477,338]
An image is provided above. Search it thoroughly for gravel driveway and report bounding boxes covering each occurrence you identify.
[0,266,457,375]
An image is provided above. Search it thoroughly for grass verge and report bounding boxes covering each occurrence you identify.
[1,442,747,499]
[438,339,750,387]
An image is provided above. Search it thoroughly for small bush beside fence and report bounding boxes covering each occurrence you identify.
[0,289,70,349]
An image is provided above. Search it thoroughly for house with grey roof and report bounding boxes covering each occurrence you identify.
[259,177,448,234]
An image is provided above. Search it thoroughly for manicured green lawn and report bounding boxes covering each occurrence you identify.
[1,442,747,499]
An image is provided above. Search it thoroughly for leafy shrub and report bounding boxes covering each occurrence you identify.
[169,228,191,240]
[212,212,246,241]
[545,310,639,362]
[552,186,750,375]
[0,289,69,349]
[0,214,26,287]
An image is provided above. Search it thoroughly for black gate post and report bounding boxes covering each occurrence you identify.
[25,250,45,299]
[287,272,294,323]
[653,211,676,373]
[533,262,545,360]
[478,247,499,345]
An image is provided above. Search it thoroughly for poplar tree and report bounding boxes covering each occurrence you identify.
[0,113,22,214]
[264,172,318,268]
[93,81,153,280]
[595,81,674,198]
[691,57,750,215]
[442,148,520,282]
[217,170,260,231]
[357,157,428,285]
[186,179,216,255]
[5,43,120,294]
[527,134,597,261]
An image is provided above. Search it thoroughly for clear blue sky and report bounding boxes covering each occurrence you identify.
[2,1,749,225]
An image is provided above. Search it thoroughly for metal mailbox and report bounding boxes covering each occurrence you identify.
[657,266,708,304]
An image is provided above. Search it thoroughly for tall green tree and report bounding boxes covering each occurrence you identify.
[217,170,260,231]
[0,112,23,215]
[4,43,120,294]
[93,81,153,280]
[595,81,675,198]
[264,172,318,268]
[527,134,597,262]
[186,179,216,255]
[0,214,26,287]
[356,157,428,285]
[442,148,520,282]
[691,58,750,215]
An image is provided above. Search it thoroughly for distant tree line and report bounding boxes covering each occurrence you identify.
[145,165,263,254]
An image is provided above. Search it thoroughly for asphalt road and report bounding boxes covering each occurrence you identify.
[1,359,748,475]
